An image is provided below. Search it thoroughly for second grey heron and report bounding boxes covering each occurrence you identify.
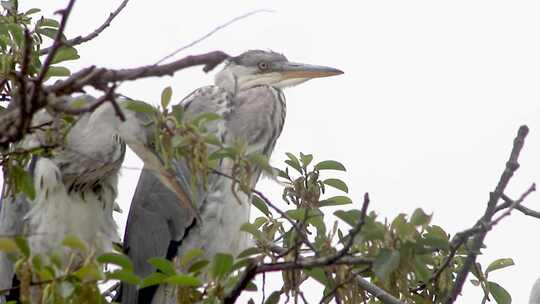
[120,50,343,303]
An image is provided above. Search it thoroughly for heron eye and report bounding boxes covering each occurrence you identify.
[258,62,269,70]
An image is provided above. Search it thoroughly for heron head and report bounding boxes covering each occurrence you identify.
[215,50,343,92]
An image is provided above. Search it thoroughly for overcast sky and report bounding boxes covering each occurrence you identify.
[16,0,540,302]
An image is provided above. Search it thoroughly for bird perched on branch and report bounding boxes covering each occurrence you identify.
[0,98,142,302]
[120,50,343,303]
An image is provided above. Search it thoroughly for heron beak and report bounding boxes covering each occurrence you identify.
[276,62,344,79]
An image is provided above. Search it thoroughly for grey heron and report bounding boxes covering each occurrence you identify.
[0,98,143,302]
[120,50,343,303]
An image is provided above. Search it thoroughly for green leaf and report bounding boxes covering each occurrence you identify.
[265,291,281,304]
[319,195,352,207]
[180,248,205,268]
[107,269,140,285]
[237,247,262,259]
[188,260,208,273]
[40,18,60,28]
[61,235,87,252]
[315,160,346,171]
[191,112,222,126]
[36,27,60,40]
[299,152,313,168]
[25,8,41,15]
[44,66,70,78]
[0,238,19,252]
[211,253,233,279]
[251,195,270,217]
[164,274,202,287]
[323,178,348,193]
[486,258,514,275]
[487,281,512,304]
[414,256,431,283]
[285,153,302,173]
[306,267,328,285]
[12,165,35,200]
[123,100,155,114]
[97,253,133,271]
[334,209,362,227]
[286,208,322,221]
[6,24,22,47]
[139,272,167,289]
[161,86,172,109]
[50,45,80,64]
[74,264,104,281]
[14,236,30,258]
[147,257,175,275]
[410,208,431,226]
[373,249,400,282]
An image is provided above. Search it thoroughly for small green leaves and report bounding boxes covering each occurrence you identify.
[180,248,205,268]
[315,160,346,171]
[164,274,202,287]
[211,253,233,279]
[305,267,329,285]
[323,178,348,193]
[0,238,18,252]
[14,236,30,258]
[251,195,270,217]
[486,258,514,275]
[410,208,431,226]
[147,257,176,276]
[373,249,400,283]
[50,45,80,64]
[285,152,302,173]
[11,165,35,200]
[299,152,313,167]
[61,235,87,252]
[161,86,172,109]
[97,253,133,271]
[319,195,352,207]
[139,272,167,289]
[107,269,140,285]
[123,100,156,114]
[487,281,512,304]
[334,209,362,227]
[44,66,70,79]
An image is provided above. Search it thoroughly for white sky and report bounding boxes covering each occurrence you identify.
[14,0,540,303]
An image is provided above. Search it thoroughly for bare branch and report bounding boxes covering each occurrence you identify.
[489,183,536,226]
[356,277,404,304]
[51,85,126,121]
[39,0,130,55]
[34,0,77,86]
[446,125,529,304]
[47,51,230,95]
[496,193,540,219]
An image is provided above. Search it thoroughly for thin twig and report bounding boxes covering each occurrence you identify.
[326,193,369,264]
[489,183,536,226]
[446,125,529,304]
[496,193,540,219]
[39,0,130,55]
[356,277,404,304]
[154,9,273,65]
[34,0,77,86]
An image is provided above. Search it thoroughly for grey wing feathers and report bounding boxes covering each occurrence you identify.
[121,86,231,303]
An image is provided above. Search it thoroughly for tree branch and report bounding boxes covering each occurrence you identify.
[445,125,529,304]
[356,277,404,304]
[39,0,130,55]
[34,0,77,86]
